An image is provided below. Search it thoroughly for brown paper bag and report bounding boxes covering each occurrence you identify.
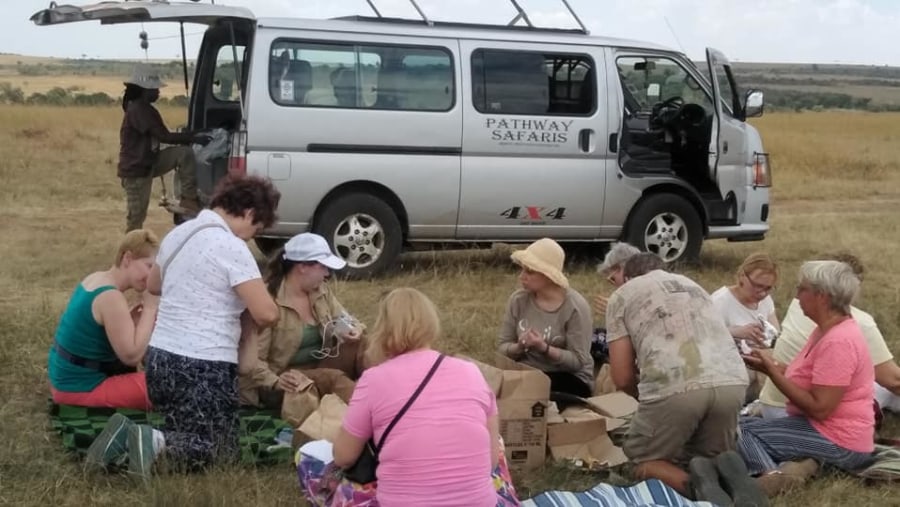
[280,371,320,428]
[296,393,349,448]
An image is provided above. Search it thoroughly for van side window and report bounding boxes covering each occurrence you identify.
[471,49,594,116]
[616,56,712,114]
[212,45,247,102]
[269,40,454,112]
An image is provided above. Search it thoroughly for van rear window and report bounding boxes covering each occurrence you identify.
[269,40,454,112]
[471,49,595,116]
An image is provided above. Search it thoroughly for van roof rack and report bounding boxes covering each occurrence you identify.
[354,0,589,34]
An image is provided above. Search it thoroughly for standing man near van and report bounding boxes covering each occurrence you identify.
[118,64,209,232]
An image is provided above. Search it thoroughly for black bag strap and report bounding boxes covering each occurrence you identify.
[374,353,445,453]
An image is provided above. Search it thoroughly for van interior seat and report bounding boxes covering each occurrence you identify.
[374,67,405,109]
[483,52,548,114]
[283,59,312,104]
[404,65,452,111]
[331,67,357,107]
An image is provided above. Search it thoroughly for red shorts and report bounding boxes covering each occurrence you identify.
[51,372,151,411]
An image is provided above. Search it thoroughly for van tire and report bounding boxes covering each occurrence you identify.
[314,193,402,279]
[624,193,702,264]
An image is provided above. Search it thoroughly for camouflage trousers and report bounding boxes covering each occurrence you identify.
[121,146,198,232]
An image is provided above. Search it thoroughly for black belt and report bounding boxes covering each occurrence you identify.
[53,342,134,376]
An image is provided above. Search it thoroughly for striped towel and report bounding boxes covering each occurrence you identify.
[522,479,716,507]
[857,443,900,482]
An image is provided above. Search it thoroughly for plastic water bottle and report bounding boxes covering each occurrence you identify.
[276,427,293,446]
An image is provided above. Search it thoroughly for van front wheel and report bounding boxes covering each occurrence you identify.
[624,193,702,263]
[314,193,402,279]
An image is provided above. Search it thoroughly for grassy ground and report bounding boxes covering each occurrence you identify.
[0,106,898,506]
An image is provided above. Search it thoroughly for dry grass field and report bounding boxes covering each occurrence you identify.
[0,105,898,506]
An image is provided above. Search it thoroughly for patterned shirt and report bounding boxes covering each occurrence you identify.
[606,270,748,401]
[150,210,261,363]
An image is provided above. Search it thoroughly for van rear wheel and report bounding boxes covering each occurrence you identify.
[624,193,702,263]
[314,193,402,279]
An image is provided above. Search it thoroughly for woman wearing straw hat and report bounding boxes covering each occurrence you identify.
[118,63,211,232]
[498,238,594,401]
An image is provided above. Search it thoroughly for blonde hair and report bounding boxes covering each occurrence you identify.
[367,288,440,364]
[114,229,159,266]
[737,252,778,283]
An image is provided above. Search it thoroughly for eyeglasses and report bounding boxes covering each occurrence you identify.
[743,271,774,293]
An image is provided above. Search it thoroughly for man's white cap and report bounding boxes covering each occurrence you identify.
[283,233,346,270]
[124,63,167,90]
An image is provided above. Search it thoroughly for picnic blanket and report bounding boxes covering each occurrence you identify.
[48,403,293,466]
[856,439,900,482]
[521,479,715,507]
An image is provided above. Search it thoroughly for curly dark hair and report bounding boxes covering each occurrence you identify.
[209,176,281,229]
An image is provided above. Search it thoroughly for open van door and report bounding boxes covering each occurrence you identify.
[705,47,727,183]
[705,47,746,185]
[30,1,254,26]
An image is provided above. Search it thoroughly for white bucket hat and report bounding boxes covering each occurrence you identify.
[283,233,347,270]
[124,64,167,90]
[510,238,568,288]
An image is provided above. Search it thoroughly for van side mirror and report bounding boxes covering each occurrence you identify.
[744,89,764,118]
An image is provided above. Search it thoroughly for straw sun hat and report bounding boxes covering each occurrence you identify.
[510,238,568,288]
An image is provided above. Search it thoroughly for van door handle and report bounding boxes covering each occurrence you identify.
[578,129,594,153]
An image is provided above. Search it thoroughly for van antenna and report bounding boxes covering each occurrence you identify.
[664,16,687,53]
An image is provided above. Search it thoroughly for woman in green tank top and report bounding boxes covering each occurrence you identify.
[48,229,160,410]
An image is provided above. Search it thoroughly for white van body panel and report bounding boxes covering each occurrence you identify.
[30,2,772,275]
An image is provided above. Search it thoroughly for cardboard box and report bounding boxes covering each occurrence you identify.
[547,418,628,469]
[585,392,638,419]
[465,354,551,471]
[495,353,551,471]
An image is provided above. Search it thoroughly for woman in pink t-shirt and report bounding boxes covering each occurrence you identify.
[739,261,875,496]
[332,288,512,507]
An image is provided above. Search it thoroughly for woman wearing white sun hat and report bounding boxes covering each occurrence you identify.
[498,238,594,403]
[239,233,367,410]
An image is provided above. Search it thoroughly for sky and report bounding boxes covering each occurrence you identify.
[4,0,899,66]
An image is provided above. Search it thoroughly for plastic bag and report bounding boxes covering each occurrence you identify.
[193,127,230,165]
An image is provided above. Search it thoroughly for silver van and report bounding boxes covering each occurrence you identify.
[33,1,772,278]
